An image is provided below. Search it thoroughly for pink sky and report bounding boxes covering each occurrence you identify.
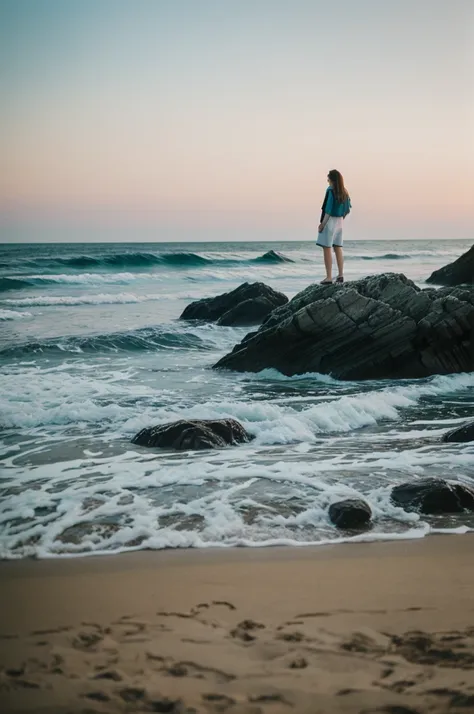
[2,0,473,241]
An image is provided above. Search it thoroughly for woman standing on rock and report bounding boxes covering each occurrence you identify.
[317,169,351,284]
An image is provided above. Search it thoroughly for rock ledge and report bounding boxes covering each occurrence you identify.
[213,273,473,379]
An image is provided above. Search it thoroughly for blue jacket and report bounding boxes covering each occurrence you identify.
[321,187,351,220]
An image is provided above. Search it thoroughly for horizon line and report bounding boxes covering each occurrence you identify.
[1,237,472,246]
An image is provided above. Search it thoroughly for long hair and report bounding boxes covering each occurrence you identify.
[328,169,349,204]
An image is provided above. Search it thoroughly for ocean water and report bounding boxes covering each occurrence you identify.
[1,238,473,559]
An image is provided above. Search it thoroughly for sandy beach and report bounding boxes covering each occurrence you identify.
[1,535,474,713]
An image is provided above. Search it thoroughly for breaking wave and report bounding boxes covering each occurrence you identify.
[1,250,293,281]
[0,325,214,356]
[2,292,166,307]
[357,253,411,260]
[0,308,32,321]
[0,277,34,292]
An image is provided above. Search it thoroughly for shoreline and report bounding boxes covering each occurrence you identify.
[2,533,474,712]
[0,525,471,567]
[1,526,472,566]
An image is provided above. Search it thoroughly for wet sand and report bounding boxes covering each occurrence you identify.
[1,534,474,713]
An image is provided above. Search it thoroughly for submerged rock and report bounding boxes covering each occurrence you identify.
[426,244,474,286]
[179,282,288,325]
[328,499,372,529]
[213,273,474,380]
[443,420,474,443]
[390,478,474,514]
[132,418,253,450]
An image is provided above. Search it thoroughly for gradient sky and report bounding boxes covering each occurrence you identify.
[1,0,473,241]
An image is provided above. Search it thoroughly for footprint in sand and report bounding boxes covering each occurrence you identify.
[30,626,71,636]
[289,657,308,669]
[202,692,236,704]
[230,619,265,642]
[72,630,103,650]
[276,630,305,643]
[93,668,123,681]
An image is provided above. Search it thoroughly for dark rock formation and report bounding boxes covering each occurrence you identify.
[425,285,474,307]
[132,418,253,450]
[213,273,474,379]
[179,282,288,325]
[426,244,474,286]
[390,478,474,514]
[328,499,372,529]
[443,420,474,443]
[217,296,283,327]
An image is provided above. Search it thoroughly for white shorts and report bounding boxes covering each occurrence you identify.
[316,216,344,248]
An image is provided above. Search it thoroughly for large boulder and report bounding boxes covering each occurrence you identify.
[329,499,372,529]
[390,478,474,514]
[426,244,474,286]
[132,418,253,450]
[217,296,284,326]
[443,420,474,443]
[212,274,474,380]
[179,282,288,325]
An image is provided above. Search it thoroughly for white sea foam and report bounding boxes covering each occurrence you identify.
[1,442,472,558]
[123,371,474,444]
[2,292,169,307]
[0,308,32,320]
[246,368,340,384]
[0,365,149,428]
[2,362,473,439]
[1,385,473,559]
[25,272,165,284]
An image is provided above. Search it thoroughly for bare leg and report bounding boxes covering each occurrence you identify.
[333,246,344,278]
[322,247,333,280]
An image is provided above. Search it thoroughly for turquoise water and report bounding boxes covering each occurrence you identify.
[1,239,473,558]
